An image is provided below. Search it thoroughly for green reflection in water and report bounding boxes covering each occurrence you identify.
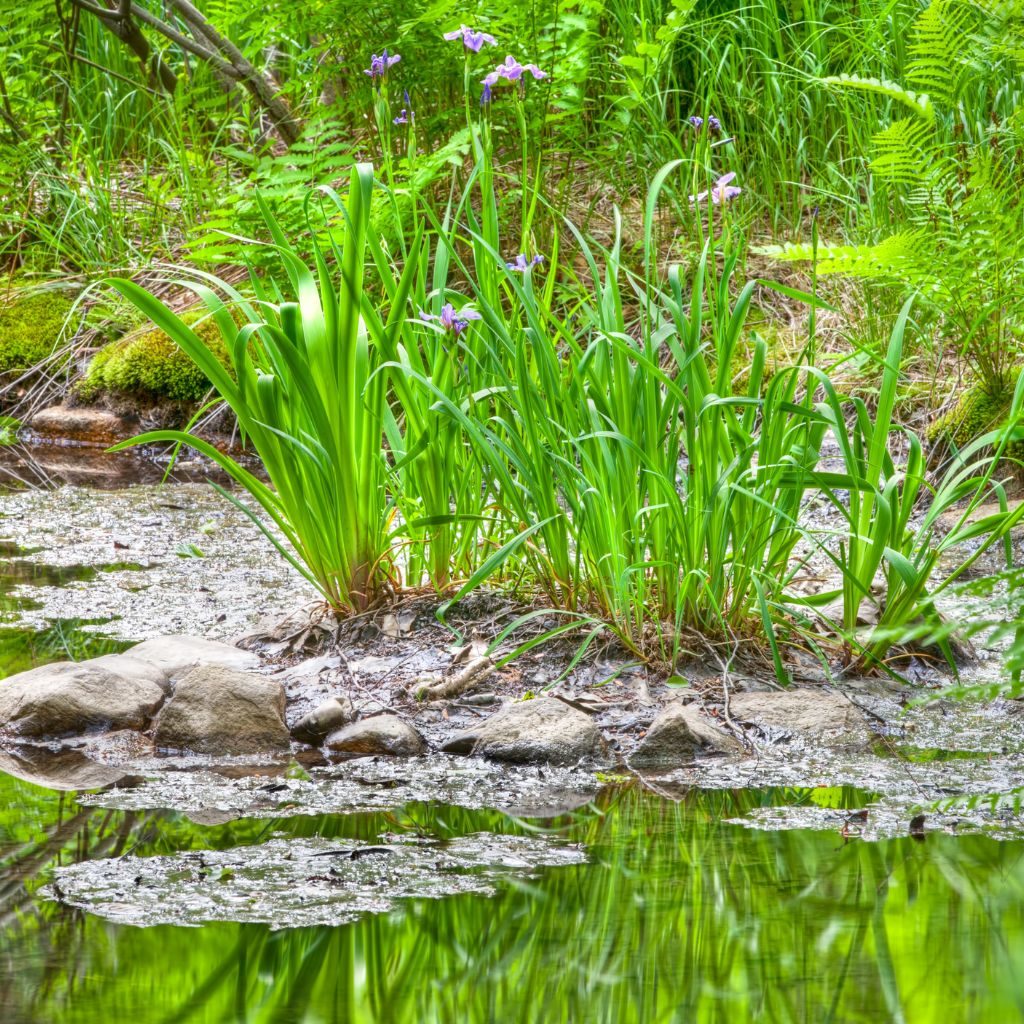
[1,770,1024,1023]
[0,540,139,678]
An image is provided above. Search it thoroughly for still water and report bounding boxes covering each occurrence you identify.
[1,767,1023,1024]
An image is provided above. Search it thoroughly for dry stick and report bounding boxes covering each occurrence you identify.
[415,657,495,702]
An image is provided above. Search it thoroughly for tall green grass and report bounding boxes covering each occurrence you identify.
[109,165,412,613]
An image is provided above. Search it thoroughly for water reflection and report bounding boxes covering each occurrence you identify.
[1,770,1023,1023]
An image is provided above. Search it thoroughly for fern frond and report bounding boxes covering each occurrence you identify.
[760,231,941,290]
[908,0,978,107]
[869,118,937,186]
[818,75,934,121]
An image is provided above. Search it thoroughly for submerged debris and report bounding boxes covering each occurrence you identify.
[46,833,587,930]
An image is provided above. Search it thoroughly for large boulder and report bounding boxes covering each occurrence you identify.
[442,697,611,767]
[153,666,290,755]
[291,697,355,744]
[0,662,165,739]
[125,636,259,681]
[729,690,873,747]
[86,652,171,693]
[629,703,743,771]
[324,715,426,757]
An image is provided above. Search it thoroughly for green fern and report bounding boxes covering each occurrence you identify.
[771,0,1024,393]
[818,75,935,122]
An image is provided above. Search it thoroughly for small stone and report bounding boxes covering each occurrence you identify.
[29,406,133,444]
[153,666,290,755]
[291,697,355,744]
[629,703,743,771]
[0,662,165,739]
[441,697,611,767]
[324,715,426,757]
[126,635,259,681]
[729,690,873,747]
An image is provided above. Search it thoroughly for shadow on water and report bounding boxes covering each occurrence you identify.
[1,767,1024,1024]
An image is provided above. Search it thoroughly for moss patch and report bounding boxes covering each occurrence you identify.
[927,370,1024,468]
[0,291,75,373]
[80,308,231,403]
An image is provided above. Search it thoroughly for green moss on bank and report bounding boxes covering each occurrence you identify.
[927,369,1023,460]
[0,291,75,373]
[80,308,231,403]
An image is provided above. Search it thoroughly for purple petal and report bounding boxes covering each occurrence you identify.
[716,172,736,187]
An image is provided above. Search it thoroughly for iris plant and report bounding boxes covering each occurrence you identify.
[506,254,544,271]
[482,55,547,88]
[444,24,497,52]
[364,50,401,84]
[419,303,482,335]
[689,172,742,204]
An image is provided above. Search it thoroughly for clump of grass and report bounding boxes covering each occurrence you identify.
[109,164,414,614]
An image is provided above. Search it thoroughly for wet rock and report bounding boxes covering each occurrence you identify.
[291,697,356,744]
[0,745,133,791]
[629,703,743,771]
[729,690,873,746]
[324,715,426,757]
[0,662,165,739]
[442,697,612,767]
[153,666,290,755]
[29,406,134,444]
[126,635,259,681]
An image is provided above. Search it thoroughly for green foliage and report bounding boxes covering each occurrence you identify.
[79,308,231,402]
[927,370,1023,452]
[768,0,1024,393]
[0,290,74,373]
[110,164,408,615]
[795,301,1024,670]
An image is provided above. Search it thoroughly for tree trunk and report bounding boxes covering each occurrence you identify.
[68,0,301,146]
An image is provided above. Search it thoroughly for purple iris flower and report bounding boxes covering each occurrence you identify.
[419,303,483,336]
[505,253,544,271]
[482,55,547,87]
[444,24,497,52]
[688,115,703,129]
[689,172,742,205]
[708,115,722,134]
[364,50,401,82]
[393,90,414,124]
[480,82,493,105]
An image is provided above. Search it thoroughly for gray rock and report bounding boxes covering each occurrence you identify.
[292,697,356,744]
[441,697,611,767]
[629,703,743,771]
[153,666,290,755]
[324,715,426,757]
[86,653,171,693]
[126,636,259,681]
[0,662,165,739]
[729,690,872,746]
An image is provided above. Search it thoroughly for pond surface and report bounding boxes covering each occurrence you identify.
[4,468,1024,1022]
[1,768,1024,1023]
